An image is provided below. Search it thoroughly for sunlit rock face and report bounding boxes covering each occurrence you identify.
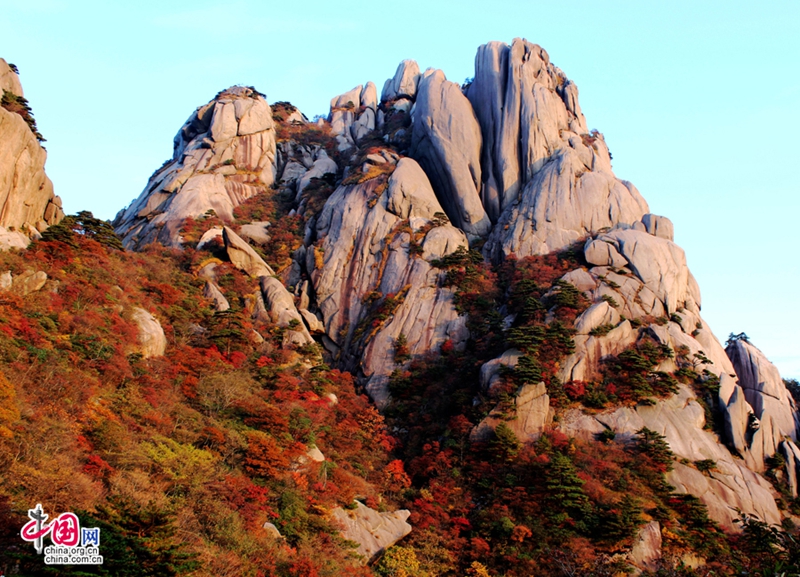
[114,37,800,541]
[114,86,277,250]
[0,58,63,249]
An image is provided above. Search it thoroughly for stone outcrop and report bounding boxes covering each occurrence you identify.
[0,59,62,247]
[629,521,662,572]
[472,381,553,443]
[275,141,339,216]
[203,281,230,312]
[0,269,48,295]
[113,86,277,249]
[311,157,468,406]
[560,385,782,531]
[479,349,522,393]
[410,70,491,237]
[216,226,313,347]
[726,338,800,474]
[330,501,411,563]
[260,276,314,347]
[482,141,648,258]
[238,221,271,245]
[328,81,379,150]
[109,38,800,542]
[0,59,23,96]
[519,216,794,528]
[381,60,421,102]
[463,39,647,257]
[223,226,274,278]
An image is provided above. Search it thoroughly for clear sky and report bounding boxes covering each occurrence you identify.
[1,0,798,378]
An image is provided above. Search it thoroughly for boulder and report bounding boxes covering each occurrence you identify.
[131,307,167,358]
[386,158,445,219]
[410,69,490,236]
[350,107,376,142]
[479,349,522,392]
[262,522,282,540]
[259,276,313,346]
[559,268,598,294]
[584,238,628,268]
[727,339,798,458]
[11,269,47,295]
[330,108,356,151]
[223,226,274,278]
[299,308,324,333]
[381,60,421,101]
[573,301,620,335]
[306,445,325,463]
[330,85,362,110]
[589,229,699,314]
[360,82,378,110]
[330,501,412,563]
[196,227,224,250]
[472,382,552,443]
[781,440,800,497]
[0,227,30,250]
[238,221,271,245]
[641,213,674,241]
[629,521,662,572]
[296,153,337,197]
[203,281,230,312]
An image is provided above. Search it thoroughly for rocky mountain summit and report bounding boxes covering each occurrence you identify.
[111,37,800,549]
[0,58,63,249]
[113,86,278,249]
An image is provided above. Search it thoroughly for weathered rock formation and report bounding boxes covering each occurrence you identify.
[0,268,48,295]
[0,58,63,248]
[381,60,421,102]
[311,157,468,406]
[114,38,800,547]
[330,501,412,563]
[328,81,379,151]
[113,86,277,249]
[220,226,314,348]
[410,69,491,237]
[0,59,24,96]
[130,307,167,358]
[473,39,648,258]
[479,213,797,531]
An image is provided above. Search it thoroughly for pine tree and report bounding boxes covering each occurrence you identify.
[545,452,592,530]
[635,427,674,471]
[491,423,521,461]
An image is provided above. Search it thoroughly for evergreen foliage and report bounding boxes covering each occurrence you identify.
[1,89,45,141]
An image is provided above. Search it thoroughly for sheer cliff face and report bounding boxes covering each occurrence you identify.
[0,58,63,248]
[115,38,799,532]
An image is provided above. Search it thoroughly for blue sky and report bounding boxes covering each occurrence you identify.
[1,0,798,378]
